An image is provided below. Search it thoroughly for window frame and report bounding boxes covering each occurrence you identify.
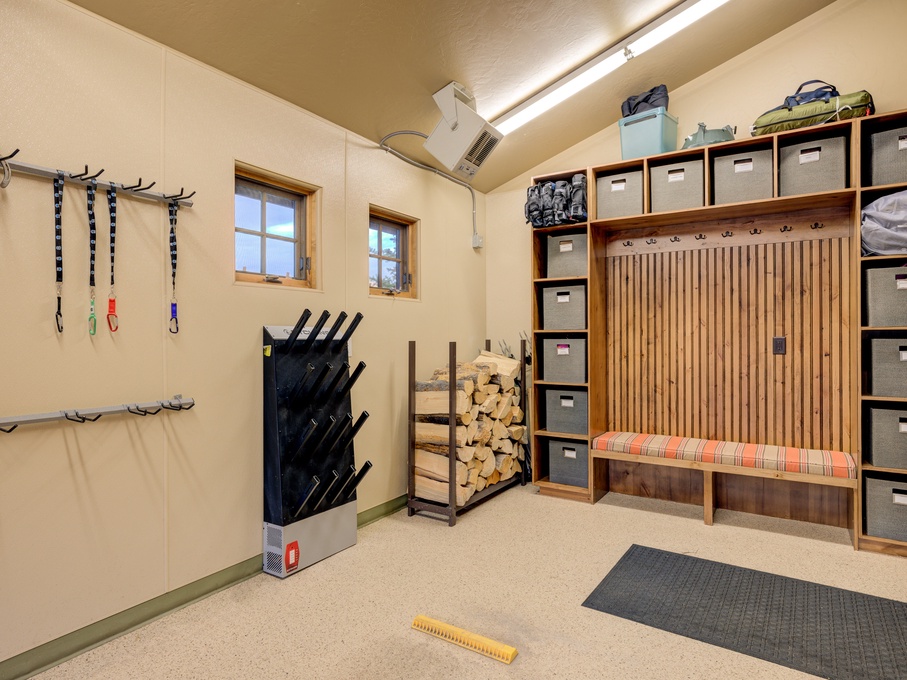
[234,164,317,289]
[368,206,418,299]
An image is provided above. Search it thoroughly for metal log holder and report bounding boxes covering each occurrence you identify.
[262,309,371,578]
[407,339,527,526]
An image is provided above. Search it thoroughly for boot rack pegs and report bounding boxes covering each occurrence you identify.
[0,394,196,433]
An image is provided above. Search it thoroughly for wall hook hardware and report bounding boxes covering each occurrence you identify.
[811,222,824,229]
[646,238,657,245]
[63,410,102,424]
[670,236,681,242]
[695,234,706,240]
[780,225,793,232]
[722,231,733,238]
[163,188,196,201]
[126,404,161,416]
[623,240,633,247]
[69,165,105,181]
[0,424,18,433]
[0,148,20,163]
[750,228,762,235]
[122,178,157,192]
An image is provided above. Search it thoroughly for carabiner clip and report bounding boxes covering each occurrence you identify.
[169,301,179,334]
[107,297,118,332]
[88,312,97,336]
[55,310,63,333]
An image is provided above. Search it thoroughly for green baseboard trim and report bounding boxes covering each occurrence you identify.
[0,555,262,680]
[357,494,407,528]
[1,497,406,680]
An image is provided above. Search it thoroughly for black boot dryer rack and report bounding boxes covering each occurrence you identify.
[262,308,372,578]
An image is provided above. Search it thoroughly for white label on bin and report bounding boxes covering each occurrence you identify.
[896,275,907,290]
[799,148,821,164]
[899,420,907,433]
[900,349,907,362]
[734,159,754,173]
[899,135,907,151]
[611,179,626,192]
[563,447,577,459]
[559,239,574,253]
[556,292,570,303]
[668,169,685,182]
[557,343,570,356]
[893,491,907,506]
[561,396,574,408]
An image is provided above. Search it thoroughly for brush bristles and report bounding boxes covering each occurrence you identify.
[412,615,518,664]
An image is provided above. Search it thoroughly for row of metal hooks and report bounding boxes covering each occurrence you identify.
[0,147,195,206]
[0,395,195,434]
[622,222,826,247]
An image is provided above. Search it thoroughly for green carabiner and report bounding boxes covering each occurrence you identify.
[88,298,97,336]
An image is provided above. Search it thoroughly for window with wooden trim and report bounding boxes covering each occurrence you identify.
[234,167,315,288]
[369,209,417,298]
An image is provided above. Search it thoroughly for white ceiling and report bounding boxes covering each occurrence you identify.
[68,0,835,192]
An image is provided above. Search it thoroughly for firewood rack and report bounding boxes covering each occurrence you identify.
[407,339,528,526]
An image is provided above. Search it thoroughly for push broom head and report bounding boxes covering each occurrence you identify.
[411,615,518,664]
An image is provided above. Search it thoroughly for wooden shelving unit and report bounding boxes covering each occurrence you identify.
[528,109,907,555]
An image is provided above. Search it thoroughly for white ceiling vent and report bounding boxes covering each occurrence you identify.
[423,82,502,182]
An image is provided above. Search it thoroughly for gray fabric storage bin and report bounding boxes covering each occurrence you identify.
[544,389,588,434]
[546,233,587,278]
[541,337,586,383]
[866,266,907,327]
[869,408,907,470]
[869,338,907,397]
[870,125,907,186]
[779,136,847,196]
[712,149,773,204]
[864,476,907,542]
[548,439,588,487]
[541,285,586,330]
[650,159,704,212]
[596,170,643,219]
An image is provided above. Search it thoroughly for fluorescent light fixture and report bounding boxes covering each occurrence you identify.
[491,0,732,135]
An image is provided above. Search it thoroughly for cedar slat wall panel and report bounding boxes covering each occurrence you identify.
[605,236,853,452]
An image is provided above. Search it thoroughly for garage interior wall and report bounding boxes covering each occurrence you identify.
[486,0,907,346]
[2,0,907,666]
[0,0,487,661]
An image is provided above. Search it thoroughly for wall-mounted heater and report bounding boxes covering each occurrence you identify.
[423,82,502,182]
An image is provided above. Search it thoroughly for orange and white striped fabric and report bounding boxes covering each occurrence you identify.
[592,431,856,479]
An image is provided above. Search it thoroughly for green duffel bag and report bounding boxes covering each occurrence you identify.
[751,81,874,136]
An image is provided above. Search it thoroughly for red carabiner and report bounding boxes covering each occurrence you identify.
[107,297,118,332]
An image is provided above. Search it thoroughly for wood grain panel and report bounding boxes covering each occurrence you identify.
[603,221,854,452]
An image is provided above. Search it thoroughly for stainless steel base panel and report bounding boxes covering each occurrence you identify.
[262,500,357,578]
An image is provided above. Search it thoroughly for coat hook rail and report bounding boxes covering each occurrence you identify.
[0,155,194,208]
[0,395,195,433]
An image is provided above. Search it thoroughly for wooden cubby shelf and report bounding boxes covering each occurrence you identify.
[528,107,907,556]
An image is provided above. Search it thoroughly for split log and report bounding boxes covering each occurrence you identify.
[467,467,479,486]
[513,459,522,474]
[515,442,525,461]
[470,404,480,420]
[415,449,467,485]
[416,378,474,397]
[510,406,524,424]
[415,474,468,506]
[494,453,513,474]
[500,467,516,482]
[489,438,504,452]
[497,439,514,455]
[487,469,501,485]
[475,350,521,379]
[415,390,470,416]
[465,483,476,501]
[499,410,514,428]
[480,453,496,478]
[491,374,515,392]
[466,420,479,445]
[473,444,490,461]
[484,384,501,396]
[491,394,513,420]
[432,362,491,388]
[507,425,525,440]
[492,419,509,440]
[415,422,466,448]
[456,446,476,463]
[476,476,487,492]
[416,412,473,426]
[478,394,500,414]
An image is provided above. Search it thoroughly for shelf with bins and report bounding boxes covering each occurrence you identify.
[529,169,593,501]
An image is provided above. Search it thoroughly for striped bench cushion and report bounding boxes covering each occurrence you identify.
[592,432,856,479]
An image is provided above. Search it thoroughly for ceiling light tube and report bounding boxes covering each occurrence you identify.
[491,0,732,135]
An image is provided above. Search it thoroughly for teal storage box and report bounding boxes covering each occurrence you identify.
[619,107,678,159]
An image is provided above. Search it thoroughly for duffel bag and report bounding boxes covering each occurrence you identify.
[751,80,874,136]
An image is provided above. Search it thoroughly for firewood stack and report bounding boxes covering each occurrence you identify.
[413,351,526,507]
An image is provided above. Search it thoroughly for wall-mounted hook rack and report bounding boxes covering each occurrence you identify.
[646,238,657,245]
[0,153,194,207]
[750,228,763,235]
[695,234,706,240]
[0,395,195,433]
[722,231,734,238]
[780,225,793,232]
[670,236,681,243]
[623,240,633,247]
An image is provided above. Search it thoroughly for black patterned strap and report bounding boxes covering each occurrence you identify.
[53,171,64,333]
[168,200,179,334]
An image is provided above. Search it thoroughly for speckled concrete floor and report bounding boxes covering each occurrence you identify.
[36,485,907,679]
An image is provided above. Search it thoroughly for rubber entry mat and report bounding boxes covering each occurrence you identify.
[583,545,907,679]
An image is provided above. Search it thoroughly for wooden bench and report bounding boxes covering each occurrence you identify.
[591,432,859,547]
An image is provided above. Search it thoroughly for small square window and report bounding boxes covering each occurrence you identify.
[234,166,315,288]
[369,209,417,299]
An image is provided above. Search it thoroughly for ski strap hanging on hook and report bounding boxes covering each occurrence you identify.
[53,171,64,333]
[86,178,98,336]
[107,184,118,332]
[168,200,179,334]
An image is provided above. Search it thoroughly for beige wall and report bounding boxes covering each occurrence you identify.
[0,0,486,660]
[486,0,907,348]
